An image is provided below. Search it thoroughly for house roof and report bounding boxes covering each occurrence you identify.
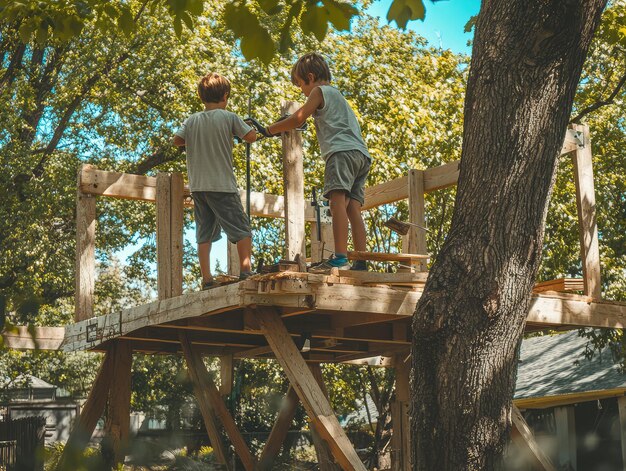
[4,374,57,390]
[515,329,626,401]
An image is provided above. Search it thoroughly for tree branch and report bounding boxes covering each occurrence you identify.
[570,68,626,123]
[131,146,179,175]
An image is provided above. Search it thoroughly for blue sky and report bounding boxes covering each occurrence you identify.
[117,0,481,278]
[367,0,480,54]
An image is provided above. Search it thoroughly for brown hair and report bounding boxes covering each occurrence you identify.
[197,72,230,103]
[291,52,331,85]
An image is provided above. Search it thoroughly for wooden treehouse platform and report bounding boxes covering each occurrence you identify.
[13,117,621,471]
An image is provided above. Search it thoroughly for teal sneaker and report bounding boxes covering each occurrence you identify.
[309,254,350,274]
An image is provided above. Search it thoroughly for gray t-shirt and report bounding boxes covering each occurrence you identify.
[312,85,371,162]
[175,109,252,192]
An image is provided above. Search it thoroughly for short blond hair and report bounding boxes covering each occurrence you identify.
[197,72,230,103]
[291,52,331,85]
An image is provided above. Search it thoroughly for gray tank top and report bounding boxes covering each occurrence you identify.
[313,85,371,162]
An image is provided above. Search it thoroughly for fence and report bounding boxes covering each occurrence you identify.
[0,416,45,471]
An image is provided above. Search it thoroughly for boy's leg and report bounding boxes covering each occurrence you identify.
[347,198,366,252]
[197,241,213,284]
[236,237,252,273]
[328,190,350,256]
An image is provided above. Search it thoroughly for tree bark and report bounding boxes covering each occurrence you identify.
[410,1,607,469]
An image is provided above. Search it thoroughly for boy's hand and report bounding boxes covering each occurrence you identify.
[245,117,277,138]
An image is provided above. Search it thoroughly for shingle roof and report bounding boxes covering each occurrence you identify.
[515,329,626,400]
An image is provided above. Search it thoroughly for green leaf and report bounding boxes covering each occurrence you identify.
[18,21,36,43]
[301,3,328,42]
[103,4,118,19]
[186,0,204,16]
[323,0,357,31]
[240,25,275,64]
[35,22,48,44]
[117,7,134,36]
[173,16,182,38]
[258,0,281,15]
[464,15,477,33]
[387,0,425,29]
[180,11,194,31]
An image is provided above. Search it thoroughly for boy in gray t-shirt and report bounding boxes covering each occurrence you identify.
[174,72,256,289]
[262,53,371,273]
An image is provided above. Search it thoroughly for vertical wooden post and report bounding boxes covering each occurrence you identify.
[75,165,96,322]
[571,123,602,299]
[391,354,410,471]
[555,406,577,470]
[102,341,133,467]
[281,101,306,261]
[320,222,335,260]
[309,363,342,471]
[157,173,172,300]
[227,242,240,276]
[617,396,626,471]
[170,173,184,297]
[407,169,427,271]
[219,354,234,396]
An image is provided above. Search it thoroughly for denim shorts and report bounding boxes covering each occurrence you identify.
[323,150,371,205]
[192,191,252,244]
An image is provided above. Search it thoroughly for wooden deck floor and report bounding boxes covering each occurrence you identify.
[59,271,626,361]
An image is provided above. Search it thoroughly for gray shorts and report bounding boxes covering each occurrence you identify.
[192,191,252,244]
[323,150,371,205]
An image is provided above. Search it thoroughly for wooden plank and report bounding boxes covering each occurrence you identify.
[561,126,582,155]
[1,326,65,350]
[407,169,427,271]
[337,270,428,285]
[76,165,96,322]
[554,406,576,470]
[511,404,557,471]
[571,123,602,299]
[423,160,460,193]
[309,363,342,471]
[362,176,408,211]
[533,278,584,293]
[79,166,316,220]
[257,308,367,471]
[257,386,300,471]
[181,333,256,470]
[157,173,172,300]
[170,173,184,297]
[347,251,429,262]
[219,354,234,396]
[179,333,229,466]
[391,354,410,471]
[515,388,626,410]
[58,350,114,469]
[102,341,133,467]
[281,101,306,260]
[227,242,240,276]
[617,396,626,471]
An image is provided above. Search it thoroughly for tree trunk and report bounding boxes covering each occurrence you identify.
[410,1,607,469]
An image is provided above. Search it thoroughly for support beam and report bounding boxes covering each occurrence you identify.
[257,308,367,471]
[571,123,602,299]
[281,101,306,260]
[407,169,427,271]
[102,341,133,467]
[170,173,184,297]
[227,242,240,276]
[58,350,114,469]
[257,386,300,471]
[511,404,557,471]
[75,164,96,322]
[219,354,234,396]
[157,173,172,300]
[180,333,256,471]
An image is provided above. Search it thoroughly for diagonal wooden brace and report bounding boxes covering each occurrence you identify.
[257,307,367,471]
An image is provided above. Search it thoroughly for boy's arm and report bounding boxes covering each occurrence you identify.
[267,87,323,135]
[242,129,257,144]
[173,135,185,147]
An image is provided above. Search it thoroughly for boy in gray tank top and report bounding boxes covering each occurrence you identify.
[262,53,371,273]
[173,72,257,289]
